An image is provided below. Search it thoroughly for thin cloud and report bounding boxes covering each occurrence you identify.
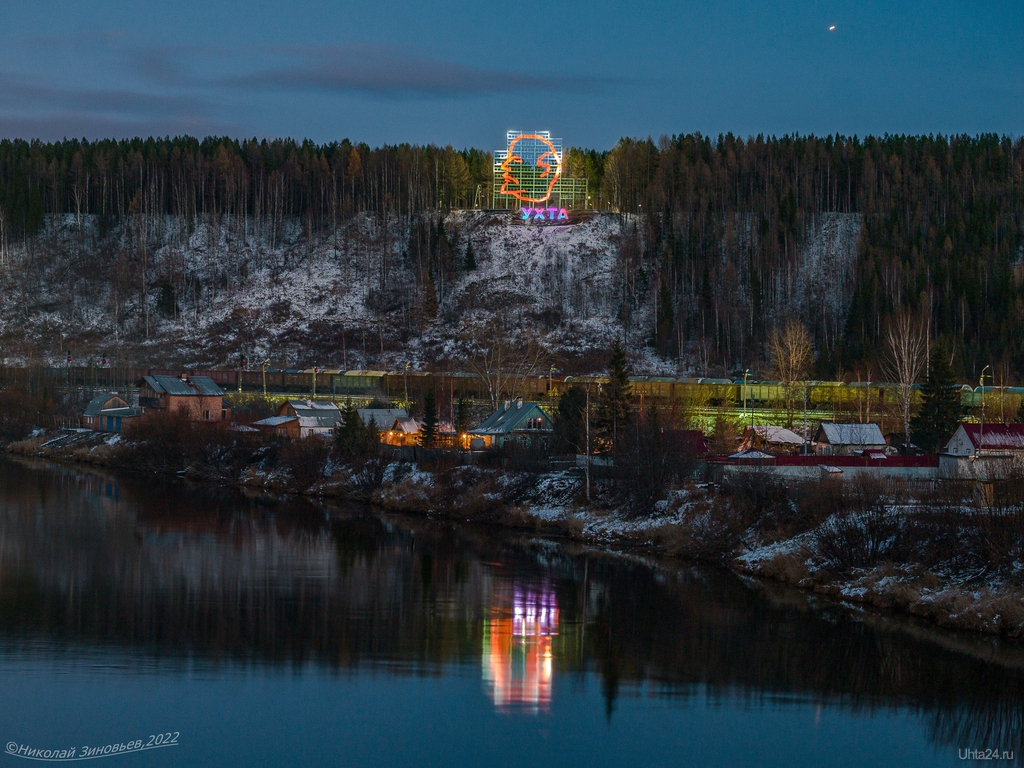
[0,74,216,117]
[132,44,625,97]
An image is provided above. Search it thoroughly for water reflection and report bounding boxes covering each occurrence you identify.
[483,580,559,713]
[1,456,1024,762]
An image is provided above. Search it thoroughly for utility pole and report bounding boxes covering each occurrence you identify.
[262,359,270,398]
[979,365,990,457]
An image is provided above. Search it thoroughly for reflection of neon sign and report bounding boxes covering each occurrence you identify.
[483,582,559,714]
[521,207,569,222]
[499,134,563,204]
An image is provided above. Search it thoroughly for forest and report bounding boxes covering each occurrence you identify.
[0,132,1021,380]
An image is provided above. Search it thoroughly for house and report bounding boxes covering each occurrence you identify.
[738,425,806,454]
[137,375,227,421]
[940,423,1024,480]
[358,408,408,432]
[252,400,342,439]
[468,400,553,450]
[943,423,1024,456]
[814,423,888,456]
[386,417,457,447]
[82,394,127,430]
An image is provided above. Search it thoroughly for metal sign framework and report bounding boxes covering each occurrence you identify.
[492,131,587,209]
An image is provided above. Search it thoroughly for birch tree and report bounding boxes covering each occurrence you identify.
[880,312,926,442]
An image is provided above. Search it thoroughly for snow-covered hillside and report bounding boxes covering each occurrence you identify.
[0,210,862,372]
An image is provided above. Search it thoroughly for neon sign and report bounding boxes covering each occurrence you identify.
[499,134,563,204]
[521,207,569,222]
[493,131,586,210]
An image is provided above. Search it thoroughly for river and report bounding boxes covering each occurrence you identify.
[0,457,1020,767]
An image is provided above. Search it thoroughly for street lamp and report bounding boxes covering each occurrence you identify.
[261,359,271,398]
[742,369,750,425]
[404,364,411,409]
[979,365,990,456]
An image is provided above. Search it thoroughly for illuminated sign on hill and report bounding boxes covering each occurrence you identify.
[521,207,569,222]
[493,131,587,210]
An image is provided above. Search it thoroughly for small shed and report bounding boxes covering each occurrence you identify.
[358,408,408,432]
[814,423,887,456]
[739,425,806,454]
[82,394,128,430]
[252,415,300,439]
[97,406,142,434]
[468,400,553,450]
[278,400,341,438]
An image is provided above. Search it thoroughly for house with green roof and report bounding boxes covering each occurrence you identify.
[467,399,553,450]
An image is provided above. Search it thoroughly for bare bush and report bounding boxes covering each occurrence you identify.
[813,476,913,573]
[280,437,332,493]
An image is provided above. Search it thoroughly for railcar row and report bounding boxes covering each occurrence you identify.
[6,366,1015,411]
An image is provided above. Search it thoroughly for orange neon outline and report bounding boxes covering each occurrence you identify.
[499,134,562,204]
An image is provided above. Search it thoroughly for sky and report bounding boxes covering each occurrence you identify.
[0,0,1021,151]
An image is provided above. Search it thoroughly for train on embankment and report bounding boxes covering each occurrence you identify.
[4,366,1015,414]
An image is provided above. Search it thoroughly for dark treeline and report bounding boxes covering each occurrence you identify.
[1,133,1022,377]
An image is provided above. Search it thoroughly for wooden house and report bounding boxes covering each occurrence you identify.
[813,423,888,456]
[468,400,553,450]
[253,400,341,439]
[137,375,227,421]
[82,393,127,430]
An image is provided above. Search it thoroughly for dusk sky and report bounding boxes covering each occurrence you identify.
[0,0,1020,150]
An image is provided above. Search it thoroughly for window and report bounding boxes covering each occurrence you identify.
[203,410,211,420]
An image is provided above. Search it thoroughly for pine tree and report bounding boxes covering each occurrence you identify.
[553,385,587,454]
[336,399,369,460]
[910,344,963,452]
[420,388,438,448]
[595,338,633,453]
[464,240,476,271]
[455,397,471,437]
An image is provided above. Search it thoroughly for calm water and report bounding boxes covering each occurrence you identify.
[0,458,1022,767]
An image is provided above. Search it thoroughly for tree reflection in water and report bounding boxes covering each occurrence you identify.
[0,456,1023,757]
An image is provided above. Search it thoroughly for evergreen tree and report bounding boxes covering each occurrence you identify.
[553,385,587,455]
[595,338,633,453]
[464,240,476,271]
[455,397,472,437]
[420,388,438,448]
[336,399,369,460]
[910,344,963,452]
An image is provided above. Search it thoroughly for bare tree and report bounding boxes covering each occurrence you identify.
[880,312,926,443]
[769,320,813,427]
[461,318,548,409]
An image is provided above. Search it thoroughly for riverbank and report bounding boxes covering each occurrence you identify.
[8,429,1024,640]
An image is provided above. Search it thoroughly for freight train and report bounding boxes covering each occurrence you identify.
[6,366,1014,413]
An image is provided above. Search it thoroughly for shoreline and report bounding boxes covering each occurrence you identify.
[6,434,1024,642]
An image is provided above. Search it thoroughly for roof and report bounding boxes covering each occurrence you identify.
[141,375,224,397]
[817,423,886,446]
[392,417,423,434]
[746,425,805,445]
[392,418,456,435]
[84,393,126,417]
[955,423,1024,451]
[253,416,298,427]
[358,408,408,429]
[729,449,774,459]
[98,406,141,417]
[284,400,341,430]
[468,401,552,435]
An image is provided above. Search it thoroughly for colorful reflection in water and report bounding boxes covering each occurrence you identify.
[483,581,559,714]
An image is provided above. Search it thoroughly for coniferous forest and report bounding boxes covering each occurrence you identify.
[0,133,1021,379]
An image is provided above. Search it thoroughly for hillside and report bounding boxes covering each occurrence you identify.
[0,209,860,374]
